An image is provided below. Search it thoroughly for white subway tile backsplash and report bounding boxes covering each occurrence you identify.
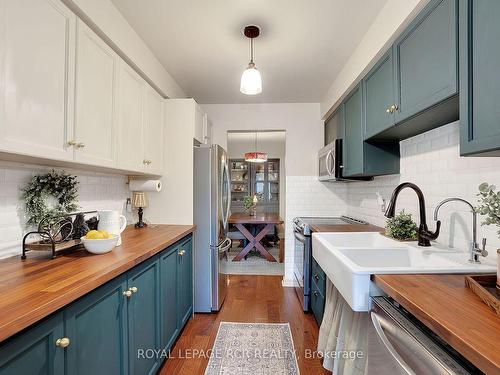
[0,162,133,259]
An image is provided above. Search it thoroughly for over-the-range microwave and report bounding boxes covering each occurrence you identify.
[318,139,372,182]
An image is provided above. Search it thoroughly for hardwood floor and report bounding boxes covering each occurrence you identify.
[159,275,330,374]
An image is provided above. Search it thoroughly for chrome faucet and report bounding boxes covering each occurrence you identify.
[385,182,440,247]
[434,198,488,263]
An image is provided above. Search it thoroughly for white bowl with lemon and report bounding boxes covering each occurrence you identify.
[81,230,119,254]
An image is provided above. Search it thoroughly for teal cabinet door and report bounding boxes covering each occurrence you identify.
[127,257,161,375]
[0,313,64,375]
[460,0,500,156]
[65,276,128,375]
[159,245,179,351]
[177,236,193,329]
[394,0,458,123]
[343,85,364,177]
[324,106,343,145]
[363,50,396,139]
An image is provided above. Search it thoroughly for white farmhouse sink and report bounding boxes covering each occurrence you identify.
[312,232,496,312]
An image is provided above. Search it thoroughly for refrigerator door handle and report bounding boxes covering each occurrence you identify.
[222,158,231,230]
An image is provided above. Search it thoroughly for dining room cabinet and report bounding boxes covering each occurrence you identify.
[73,20,117,168]
[0,0,76,162]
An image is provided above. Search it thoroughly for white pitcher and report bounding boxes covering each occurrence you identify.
[98,210,127,246]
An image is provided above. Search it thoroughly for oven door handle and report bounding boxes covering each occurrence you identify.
[294,231,307,243]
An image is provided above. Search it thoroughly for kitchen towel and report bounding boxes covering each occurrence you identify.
[317,279,368,374]
[129,179,162,192]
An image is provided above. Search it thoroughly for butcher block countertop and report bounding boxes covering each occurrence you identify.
[373,274,500,374]
[0,224,195,343]
[310,223,384,233]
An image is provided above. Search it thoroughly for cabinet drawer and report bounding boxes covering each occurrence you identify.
[311,279,325,326]
[311,257,326,288]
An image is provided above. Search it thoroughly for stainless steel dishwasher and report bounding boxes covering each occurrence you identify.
[367,297,480,375]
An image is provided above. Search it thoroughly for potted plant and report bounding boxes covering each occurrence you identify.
[476,183,500,236]
[385,210,418,241]
[243,195,258,216]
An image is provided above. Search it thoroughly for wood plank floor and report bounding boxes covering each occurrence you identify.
[159,275,330,374]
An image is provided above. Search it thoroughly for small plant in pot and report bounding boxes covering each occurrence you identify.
[243,195,258,216]
[385,210,418,241]
[476,183,500,236]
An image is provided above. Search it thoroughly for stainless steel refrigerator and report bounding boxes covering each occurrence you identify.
[193,144,232,312]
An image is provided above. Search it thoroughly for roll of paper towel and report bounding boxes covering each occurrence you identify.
[129,179,162,192]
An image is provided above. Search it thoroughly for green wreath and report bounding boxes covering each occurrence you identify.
[21,170,79,226]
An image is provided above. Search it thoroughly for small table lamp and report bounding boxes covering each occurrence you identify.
[132,191,148,228]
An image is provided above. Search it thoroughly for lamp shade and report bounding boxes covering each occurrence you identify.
[240,64,262,95]
[132,191,148,208]
[244,152,268,163]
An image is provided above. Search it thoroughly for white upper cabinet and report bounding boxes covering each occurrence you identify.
[203,113,213,145]
[194,103,205,144]
[116,61,144,172]
[73,20,117,167]
[0,0,76,160]
[143,86,164,175]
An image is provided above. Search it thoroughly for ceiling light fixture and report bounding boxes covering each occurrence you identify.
[245,132,268,163]
[240,25,262,95]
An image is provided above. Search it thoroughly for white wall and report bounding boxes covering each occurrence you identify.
[320,0,430,119]
[62,0,186,99]
[0,161,133,259]
[203,103,323,177]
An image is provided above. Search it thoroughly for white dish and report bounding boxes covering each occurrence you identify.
[81,235,119,254]
[312,232,496,312]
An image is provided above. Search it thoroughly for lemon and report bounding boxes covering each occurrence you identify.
[85,230,104,239]
[98,230,111,239]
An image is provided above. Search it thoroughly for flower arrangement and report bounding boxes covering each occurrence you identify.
[385,210,418,241]
[476,182,500,237]
[243,194,259,216]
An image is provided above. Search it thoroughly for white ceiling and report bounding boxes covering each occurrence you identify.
[112,0,388,104]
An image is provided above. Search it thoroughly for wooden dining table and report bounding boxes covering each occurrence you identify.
[229,212,283,262]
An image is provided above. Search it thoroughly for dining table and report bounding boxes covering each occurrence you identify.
[228,212,284,262]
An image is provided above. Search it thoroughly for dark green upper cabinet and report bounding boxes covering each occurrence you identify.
[460,0,500,156]
[394,0,458,122]
[127,257,161,375]
[343,85,400,178]
[324,106,343,145]
[0,313,64,375]
[363,50,395,139]
[65,276,128,375]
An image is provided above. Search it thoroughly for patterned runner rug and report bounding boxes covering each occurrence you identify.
[204,322,300,375]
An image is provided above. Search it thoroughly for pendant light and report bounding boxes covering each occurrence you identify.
[245,132,268,163]
[240,25,262,95]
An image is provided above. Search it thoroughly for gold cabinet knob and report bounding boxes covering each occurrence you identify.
[67,140,77,147]
[55,337,70,348]
[386,107,392,113]
[143,159,152,165]
[123,290,133,298]
[130,286,138,294]
[178,249,186,256]
[386,105,398,114]
[76,142,85,149]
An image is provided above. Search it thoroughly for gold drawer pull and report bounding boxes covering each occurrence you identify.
[55,337,70,348]
[123,289,133,298]
[130,286,138,293]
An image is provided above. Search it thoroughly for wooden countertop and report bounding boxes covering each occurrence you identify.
[0,224,195,343]
[309,223,384,233]
[373,274,500,374]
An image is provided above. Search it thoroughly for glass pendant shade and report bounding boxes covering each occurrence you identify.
[244,151,268,163]
[240,63,262,95]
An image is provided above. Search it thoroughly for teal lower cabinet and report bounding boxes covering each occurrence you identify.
[0,234,194,375]
[65,276,128,375]
[127,257,161,375]
[177,237,193,328]
[0,313,64,375]
[343,84,400,178]
[159,245,179,352]
[459,0,500,156]
[310,257,326,326]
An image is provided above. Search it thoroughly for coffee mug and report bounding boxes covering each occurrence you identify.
[98,210,127,246]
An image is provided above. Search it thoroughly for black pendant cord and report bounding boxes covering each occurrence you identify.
[250,38,254,64]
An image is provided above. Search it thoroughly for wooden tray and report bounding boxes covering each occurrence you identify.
[465,274,500,315]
